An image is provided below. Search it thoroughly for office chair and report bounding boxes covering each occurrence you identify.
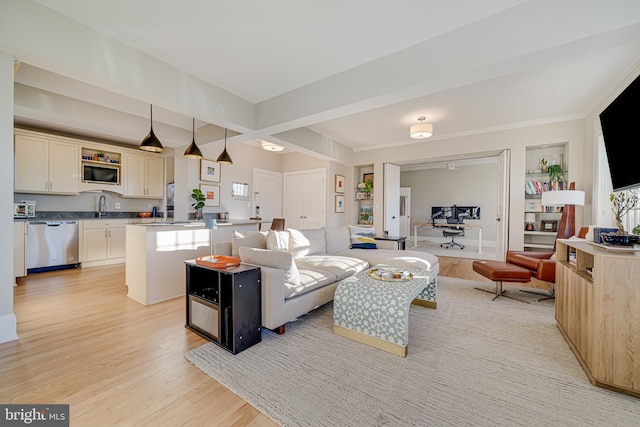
[441,217,465,249]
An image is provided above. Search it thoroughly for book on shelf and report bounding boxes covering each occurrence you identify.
[524,180,568,195]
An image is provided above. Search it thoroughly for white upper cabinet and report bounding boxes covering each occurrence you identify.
[15,131,79,194]
[123,153,164,198]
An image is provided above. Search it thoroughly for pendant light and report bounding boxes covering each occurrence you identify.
[139,104,164,152]
[216,128,233,165]
[183,118,203,159]
[410,116,433,139]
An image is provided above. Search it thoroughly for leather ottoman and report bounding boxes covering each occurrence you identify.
[472,260,531,303]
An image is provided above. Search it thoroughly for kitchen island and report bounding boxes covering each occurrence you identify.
[125,219,270,305]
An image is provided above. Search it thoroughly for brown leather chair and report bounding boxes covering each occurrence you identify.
[270,218,286,231]
[506,251,556,282]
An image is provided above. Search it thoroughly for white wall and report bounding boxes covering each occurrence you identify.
[174,142,283,220]
[1,51,17,343]
[354,119,587,250]
[401,162,498,243]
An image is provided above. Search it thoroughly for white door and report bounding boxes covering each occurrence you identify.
[400,187,411,238]
[383,163,401,235]
[253,168,283,220]
[284,169,326,229]
[496,149,510,261]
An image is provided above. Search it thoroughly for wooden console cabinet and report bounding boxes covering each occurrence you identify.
[185,261,261,354]
[555,239,640,398]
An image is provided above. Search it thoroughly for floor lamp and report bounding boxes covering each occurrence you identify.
[541,182,585,249]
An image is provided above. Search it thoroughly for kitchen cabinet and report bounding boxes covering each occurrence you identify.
[80,219,128,266]
[14,131,79,194]
[123,153,164,198]
[13,222,26,279]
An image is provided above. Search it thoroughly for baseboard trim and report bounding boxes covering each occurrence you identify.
[0,313,18,344]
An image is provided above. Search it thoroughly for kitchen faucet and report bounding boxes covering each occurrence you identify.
[98,195,107,218]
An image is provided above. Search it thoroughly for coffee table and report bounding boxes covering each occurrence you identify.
[332,265,436,357]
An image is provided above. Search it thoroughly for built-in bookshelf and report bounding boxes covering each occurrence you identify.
[523,145,567,251]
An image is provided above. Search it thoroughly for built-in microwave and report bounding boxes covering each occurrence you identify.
[82,163,120,185]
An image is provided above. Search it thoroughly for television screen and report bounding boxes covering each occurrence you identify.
[599,73,640,192]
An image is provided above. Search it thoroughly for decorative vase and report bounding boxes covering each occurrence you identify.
[195,207,204,221]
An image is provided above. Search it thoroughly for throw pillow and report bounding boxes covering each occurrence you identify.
[231,230,267,257]
[288,228,311,259]
[349,225,377,249]
[238,247,300,286]
[266,230,290,251]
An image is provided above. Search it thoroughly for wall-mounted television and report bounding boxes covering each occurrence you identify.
[599,73,640,192]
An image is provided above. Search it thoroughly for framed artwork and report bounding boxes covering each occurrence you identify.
[335,195,345,213]
[200,159,221,182]
[335,174,345,193]
[363,173,374,187]
[541,220,558,232]
[200,184,220,207]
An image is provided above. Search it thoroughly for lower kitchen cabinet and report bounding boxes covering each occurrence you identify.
[80,219,128,266]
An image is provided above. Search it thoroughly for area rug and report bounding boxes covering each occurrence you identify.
[185,277,639,427]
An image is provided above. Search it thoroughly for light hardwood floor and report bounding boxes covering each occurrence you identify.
[1,256,549,425]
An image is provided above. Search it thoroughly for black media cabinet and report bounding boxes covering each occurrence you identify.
[185,261,261,354]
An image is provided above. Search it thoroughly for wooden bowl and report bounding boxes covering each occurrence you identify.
[139,212,152,218]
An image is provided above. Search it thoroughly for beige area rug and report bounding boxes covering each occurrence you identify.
[185,277,638,427]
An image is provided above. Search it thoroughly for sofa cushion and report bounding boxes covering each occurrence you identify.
[349,225,377,249]
[338,248,439,275]
[231,230,267,257]
[288,228,326,259]
[296,255,369,280]
[266,230,290,251]
[289,267,337,299]
[238,247,300,287]
[325,226,351,253]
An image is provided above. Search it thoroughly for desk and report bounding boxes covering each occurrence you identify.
[413,223,483,254]
[374,235,406,250]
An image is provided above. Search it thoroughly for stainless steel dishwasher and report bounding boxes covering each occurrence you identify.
[26,220,79,272]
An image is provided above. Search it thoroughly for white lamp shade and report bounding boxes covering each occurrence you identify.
[410,122,433,139]
[541,190,585,206]
[525,213,536,223]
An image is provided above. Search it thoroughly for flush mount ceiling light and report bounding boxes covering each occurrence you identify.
[410,116,433,139]
[183,118,203,159]
[216,128,233,165]
[139,104,164,152]
[261,141,284,152]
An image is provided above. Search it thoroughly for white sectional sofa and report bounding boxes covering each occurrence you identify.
[214,225,439,333]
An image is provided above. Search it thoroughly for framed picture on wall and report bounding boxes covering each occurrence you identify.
[335,174,345,193]
[200,159,221,182]
[200,184,221,207]
[335,195,345,213]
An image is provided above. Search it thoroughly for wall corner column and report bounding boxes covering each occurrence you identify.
[0,51,18,343]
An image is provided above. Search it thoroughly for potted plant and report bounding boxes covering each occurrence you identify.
[95,152,105,161]
[191,188,206,220]
[610,191,639,233]
[547,164,564,182]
